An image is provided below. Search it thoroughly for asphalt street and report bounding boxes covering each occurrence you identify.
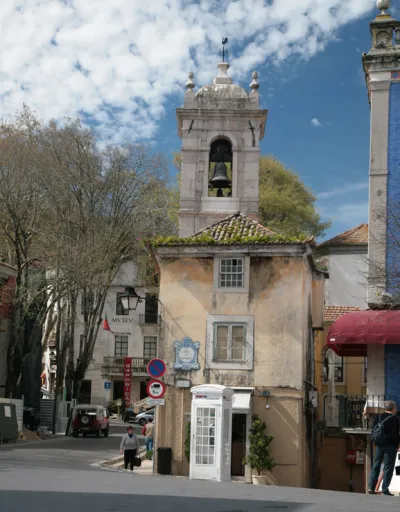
[1,420,400,512]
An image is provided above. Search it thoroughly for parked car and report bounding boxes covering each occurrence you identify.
[134,409,154,426]
[72,405,109,437]
[123,408,137,423]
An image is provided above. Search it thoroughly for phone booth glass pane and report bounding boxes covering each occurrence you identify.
[195,407,216,466]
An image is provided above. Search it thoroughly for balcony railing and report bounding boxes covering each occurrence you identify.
[102,357,151,375]
[139,314,160,325]
[323,394,392,429]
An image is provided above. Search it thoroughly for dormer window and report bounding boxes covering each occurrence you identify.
[208,139,232,197]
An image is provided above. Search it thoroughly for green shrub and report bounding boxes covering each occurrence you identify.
[185,422,191,463]
[243,415,275,476]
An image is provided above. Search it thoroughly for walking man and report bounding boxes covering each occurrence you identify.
[120,426,139,471]
[145,417,154,452]
[368,400,400,496]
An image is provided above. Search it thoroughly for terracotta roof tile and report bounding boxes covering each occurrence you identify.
[324,305,360,324]
[153,213,314,247]
[318,224,368,248]
[194,213,276,240]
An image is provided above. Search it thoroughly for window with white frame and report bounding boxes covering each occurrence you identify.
[114,335,128,357]
[143,336,157,359]
[219,258,244,288]
[206,314,254,370]
[214,323,246,362]
[323,347,344,384]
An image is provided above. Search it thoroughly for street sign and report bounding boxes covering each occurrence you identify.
[147,358,166,379]
[147,379,166,399]
[104,381,111,390]
[147,398,165,406]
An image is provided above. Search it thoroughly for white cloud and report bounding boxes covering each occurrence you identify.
[0,0,375,142]
[317,181,369,199]
[311,118,322,127]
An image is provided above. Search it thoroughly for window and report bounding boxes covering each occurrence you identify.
[206,315,253,370]
[143,336,157,359]
[144,294,158,323]
[323,348,344,384]
[214,323,245,362]
[116,292,129,316]
[219,258,244,288]
[115,335,128,357]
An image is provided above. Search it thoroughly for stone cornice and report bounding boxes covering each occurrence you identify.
[154,244,308,258]
[176,108,268,139]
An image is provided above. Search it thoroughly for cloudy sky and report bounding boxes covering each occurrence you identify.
[0,0,388,240]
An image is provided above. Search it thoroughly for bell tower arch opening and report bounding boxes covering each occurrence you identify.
[208,138,233,197]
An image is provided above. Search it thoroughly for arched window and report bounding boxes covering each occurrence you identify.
[323,347,344,384]
[208,138,233,197]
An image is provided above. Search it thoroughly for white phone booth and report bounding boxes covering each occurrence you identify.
[189,384,234,482]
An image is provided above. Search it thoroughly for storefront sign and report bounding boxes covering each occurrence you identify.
[123,357,132,407]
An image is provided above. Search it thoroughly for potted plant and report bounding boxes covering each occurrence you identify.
[244,415,275,485]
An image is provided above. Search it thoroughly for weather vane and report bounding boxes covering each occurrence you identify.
[220,37,228,63]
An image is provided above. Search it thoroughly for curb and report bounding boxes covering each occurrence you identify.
[97,447,147,469]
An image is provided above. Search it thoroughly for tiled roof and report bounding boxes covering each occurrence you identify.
[195,213,276,240]
[318,224,368,248]
[324,306,360,324]
[152,213,314,247]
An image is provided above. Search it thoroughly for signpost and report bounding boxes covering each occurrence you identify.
[147,358,166,379]
[147,380,166,400]
[146,358,166,476]
[104,381,111,404]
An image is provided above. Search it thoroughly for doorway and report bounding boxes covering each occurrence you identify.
[113,380,123,401]
[140,380,149,400]
[231,413,247,476]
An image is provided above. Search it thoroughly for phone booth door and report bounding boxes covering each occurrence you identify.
[194,406,217,467]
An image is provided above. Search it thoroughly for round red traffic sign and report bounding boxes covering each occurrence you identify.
[146,379,166,399]
[147,358,166,379]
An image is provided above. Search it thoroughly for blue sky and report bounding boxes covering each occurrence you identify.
[0,1,392,240]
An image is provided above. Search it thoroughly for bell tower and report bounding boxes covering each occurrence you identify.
[176,41,268,237]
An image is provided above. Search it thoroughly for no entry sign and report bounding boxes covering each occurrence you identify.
[147,380,166,400]
[147,358,166,379]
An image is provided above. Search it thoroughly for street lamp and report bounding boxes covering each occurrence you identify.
[119,286,144,311]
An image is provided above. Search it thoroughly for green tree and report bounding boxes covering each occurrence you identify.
[169,154,330,239]
[259,157,330,238]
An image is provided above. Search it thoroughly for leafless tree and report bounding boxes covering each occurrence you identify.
[0,107,174,399]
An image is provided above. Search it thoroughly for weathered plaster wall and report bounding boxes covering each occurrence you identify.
[158,256,308,389]
[326,252,367,308]
[156,253,314,485]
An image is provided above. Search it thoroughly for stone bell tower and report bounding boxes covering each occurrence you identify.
[177,43,268,237]
[363,0,400,307]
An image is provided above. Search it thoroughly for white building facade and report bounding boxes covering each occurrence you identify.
[75,260,160,406]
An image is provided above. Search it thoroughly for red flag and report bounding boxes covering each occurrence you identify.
[103,314,112,332]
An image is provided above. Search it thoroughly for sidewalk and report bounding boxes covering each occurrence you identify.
[99,449,153,475]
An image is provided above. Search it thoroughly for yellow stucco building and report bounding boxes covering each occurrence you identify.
[150,58,325,487]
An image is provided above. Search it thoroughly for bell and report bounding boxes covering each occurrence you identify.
[209,161,231,190]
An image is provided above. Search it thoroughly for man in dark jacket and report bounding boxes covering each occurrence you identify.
[368,400,400,496]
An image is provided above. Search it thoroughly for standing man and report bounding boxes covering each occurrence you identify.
[145,417,154,452]
[368,400,400,496]
[120,426,139,471]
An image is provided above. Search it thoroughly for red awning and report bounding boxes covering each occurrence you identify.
[327,310,400,357]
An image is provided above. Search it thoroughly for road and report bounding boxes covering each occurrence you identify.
[1,420,399,512]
